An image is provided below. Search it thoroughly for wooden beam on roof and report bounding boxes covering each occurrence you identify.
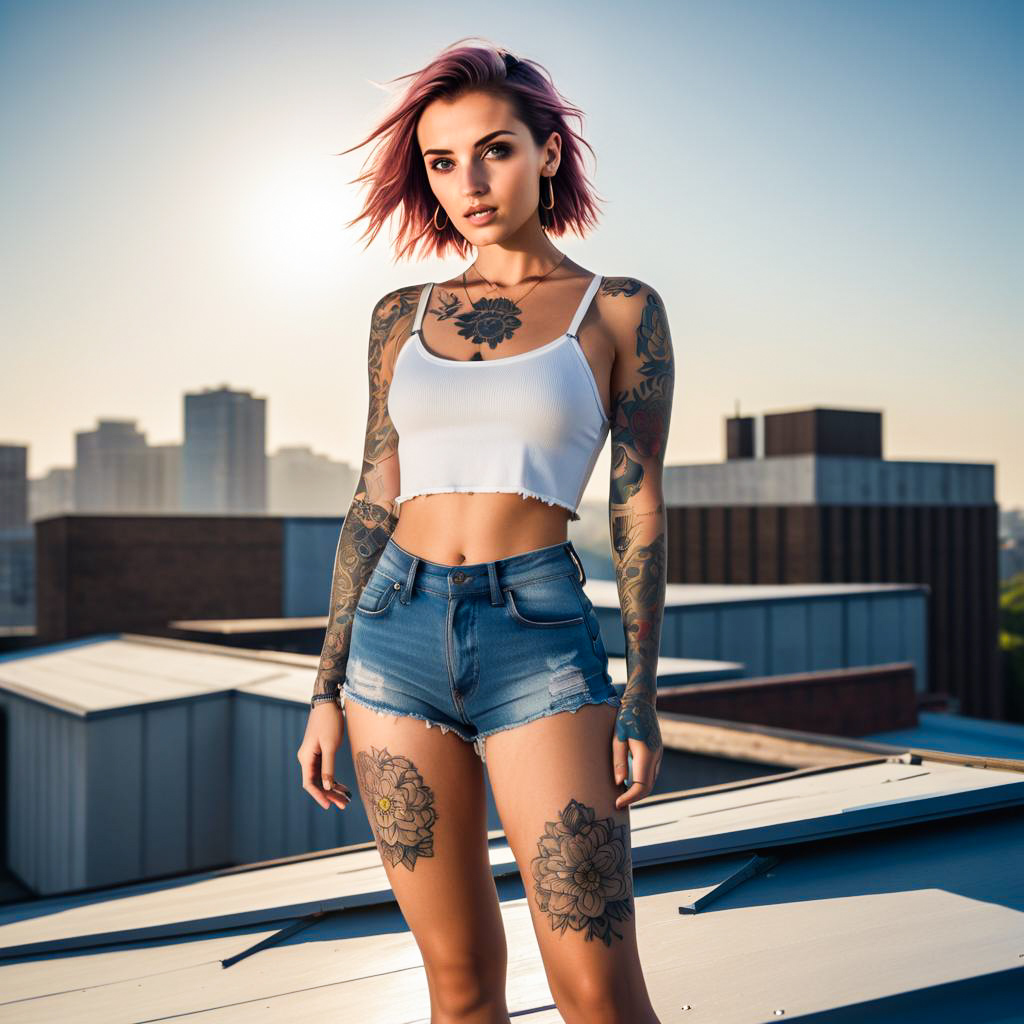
[658,713,884,768]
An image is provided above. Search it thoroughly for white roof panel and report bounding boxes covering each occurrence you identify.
[2,757,1020,960]
[0,638,298,713]
[0,807,1020,1023]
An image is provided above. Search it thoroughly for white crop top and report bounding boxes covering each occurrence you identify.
[387,273,610,523]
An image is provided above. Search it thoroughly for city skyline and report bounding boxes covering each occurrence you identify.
[3,1,1022,504]
[15,383,360,522]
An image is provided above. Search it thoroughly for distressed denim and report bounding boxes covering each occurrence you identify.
[341,536,620,762]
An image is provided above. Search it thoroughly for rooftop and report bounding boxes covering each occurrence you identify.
[1,755,1021,1021]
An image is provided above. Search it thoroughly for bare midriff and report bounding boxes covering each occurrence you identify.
[391,492,572,566]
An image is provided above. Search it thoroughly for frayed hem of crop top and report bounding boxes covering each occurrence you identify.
[394,486,582,522]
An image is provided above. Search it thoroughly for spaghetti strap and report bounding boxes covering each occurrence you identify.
[566,274,603,337]
[412,283,433,333]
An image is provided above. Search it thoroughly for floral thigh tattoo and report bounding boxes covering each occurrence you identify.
[530,798,634,945]
[356,746,437,870]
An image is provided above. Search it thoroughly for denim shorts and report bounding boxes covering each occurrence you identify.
[340,536,621,762]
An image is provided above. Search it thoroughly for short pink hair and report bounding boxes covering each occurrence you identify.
[339,38,603,263]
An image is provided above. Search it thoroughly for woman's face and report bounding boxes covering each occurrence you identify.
[416,89,559,242]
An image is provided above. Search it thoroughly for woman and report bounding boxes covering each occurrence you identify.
[297,39,673,1024]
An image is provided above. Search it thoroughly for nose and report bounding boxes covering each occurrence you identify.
[460,168,490,198]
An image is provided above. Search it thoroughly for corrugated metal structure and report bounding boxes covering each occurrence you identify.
[590,578,929,691]
[0,637,250,893]
[0,568,934,897]
[0,636,758,890]
[0,753,1020,1022]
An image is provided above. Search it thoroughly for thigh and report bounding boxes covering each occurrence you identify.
[344,700,506,969]
[484,703,644,1000]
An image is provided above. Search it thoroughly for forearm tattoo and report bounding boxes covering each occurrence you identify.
[311,288,418,700]
[604,280,674,754]
[356,746,437,869]
[531,798,633,945]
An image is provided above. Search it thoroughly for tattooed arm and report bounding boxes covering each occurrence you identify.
[309,285,421,703]
[604,279,675,809]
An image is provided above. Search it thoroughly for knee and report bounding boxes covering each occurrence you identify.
[551,970,637,1024]
[424,952,507,1020]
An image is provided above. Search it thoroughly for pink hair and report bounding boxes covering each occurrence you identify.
[338,38,604,263]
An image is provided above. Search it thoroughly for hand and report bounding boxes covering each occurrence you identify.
[297,703,353,811]
[611,697,664,810]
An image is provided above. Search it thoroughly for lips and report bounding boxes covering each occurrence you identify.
[465,205,496,217]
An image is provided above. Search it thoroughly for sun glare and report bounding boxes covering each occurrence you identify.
[238,158,348,294]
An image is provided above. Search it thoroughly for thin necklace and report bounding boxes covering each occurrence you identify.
[460,253,567,311]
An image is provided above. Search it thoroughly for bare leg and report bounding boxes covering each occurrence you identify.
[483,703,661,1024]
[345,701,511,1023]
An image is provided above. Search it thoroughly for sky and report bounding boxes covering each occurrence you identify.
[2,0,1022,505]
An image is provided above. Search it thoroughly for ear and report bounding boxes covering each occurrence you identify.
[541,130,562,175]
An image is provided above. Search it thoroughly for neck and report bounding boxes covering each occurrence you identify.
[470,215,566,287]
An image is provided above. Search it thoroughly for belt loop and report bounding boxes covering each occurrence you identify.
[567,543,586,585]
[401,555,420,604]
[487,561,502,606]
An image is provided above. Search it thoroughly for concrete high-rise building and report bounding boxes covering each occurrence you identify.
[268,446,356,516]
[664,406,1000,718]
[0,444,32,626]
[74,420,149,513]
[72,423,182,514]
[182,386,266,515]
[0,444,29,530]
[30,467,76,522]
[141,443,182,513]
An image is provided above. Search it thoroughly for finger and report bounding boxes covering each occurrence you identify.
[317,745,352,799]
[326,781,352,802]
[614,780,651,809]
[611,735,630,787]
[320,745,337,792]
[323,786,351,810]
[300,755,331,810]
[615,746,655,808]
[298,747,350,807]
[636,750,659,792]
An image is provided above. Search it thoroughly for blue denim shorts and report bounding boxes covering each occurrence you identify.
[341,537,621,762]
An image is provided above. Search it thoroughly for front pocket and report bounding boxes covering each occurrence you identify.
[355,578,402,617]
[568,575,602,645]
[504,573,586,628]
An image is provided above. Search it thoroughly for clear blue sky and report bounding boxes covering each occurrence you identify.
[2,0,1022,504]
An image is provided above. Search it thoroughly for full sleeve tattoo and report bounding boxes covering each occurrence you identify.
[310,286,421,701]
[605,279,674,753]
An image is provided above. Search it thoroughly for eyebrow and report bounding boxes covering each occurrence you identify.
[422,129,517,157]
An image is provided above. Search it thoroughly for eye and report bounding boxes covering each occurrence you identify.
[429,143,512,173]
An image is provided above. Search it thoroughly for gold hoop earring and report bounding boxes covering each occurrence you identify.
[433,204,448,231]
[541,175,555,210]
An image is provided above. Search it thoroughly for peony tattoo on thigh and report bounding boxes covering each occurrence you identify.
[355,746,437,870]
[530,798,634,945]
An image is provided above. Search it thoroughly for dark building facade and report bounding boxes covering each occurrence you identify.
[666,407,1000,718]
[34,515,281,643]
[32,514,344,644]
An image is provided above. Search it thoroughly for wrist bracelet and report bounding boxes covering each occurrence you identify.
[310,689,343,710]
